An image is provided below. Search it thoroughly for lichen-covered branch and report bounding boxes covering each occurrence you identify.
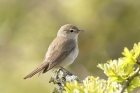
[49,67,81,93]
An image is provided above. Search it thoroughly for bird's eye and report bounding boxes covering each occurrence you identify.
[70,29,74,32]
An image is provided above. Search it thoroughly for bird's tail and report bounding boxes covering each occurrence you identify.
[23,62,49,79]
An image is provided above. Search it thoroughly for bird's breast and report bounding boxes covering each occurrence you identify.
[58,46,79,67]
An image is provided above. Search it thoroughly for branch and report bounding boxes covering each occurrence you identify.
[49,67,81,93]
[119,67,140,93]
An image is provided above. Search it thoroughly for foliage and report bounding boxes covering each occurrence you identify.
[63,42,140,93]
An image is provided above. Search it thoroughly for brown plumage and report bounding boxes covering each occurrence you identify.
[24,37,75,79]
[23,24,83,79]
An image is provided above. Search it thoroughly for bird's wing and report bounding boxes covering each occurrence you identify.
[43,36,76,72]
[23,36,75,79]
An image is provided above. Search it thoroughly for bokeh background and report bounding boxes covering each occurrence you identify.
[0,0,140,93]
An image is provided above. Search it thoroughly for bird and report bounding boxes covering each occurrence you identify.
[23,24,83,79]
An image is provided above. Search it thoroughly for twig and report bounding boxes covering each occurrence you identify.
[119,67,140,93]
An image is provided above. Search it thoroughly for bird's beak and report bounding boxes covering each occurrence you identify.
[79,30,84,33]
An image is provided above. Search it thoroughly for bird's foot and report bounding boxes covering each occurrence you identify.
[59,66,73,76]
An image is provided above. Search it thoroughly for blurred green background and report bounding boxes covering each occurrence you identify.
[0,0,140,93]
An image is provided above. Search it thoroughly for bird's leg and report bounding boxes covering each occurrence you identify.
[59,66,73,76]
[50,69,60,79]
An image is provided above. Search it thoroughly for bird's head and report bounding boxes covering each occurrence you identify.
[57,24,83,39]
